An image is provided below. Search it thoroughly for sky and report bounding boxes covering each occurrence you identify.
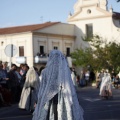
[0,0,120,28]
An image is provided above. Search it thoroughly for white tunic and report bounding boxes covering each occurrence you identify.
[19,67,40,111]
[99,73,112,96]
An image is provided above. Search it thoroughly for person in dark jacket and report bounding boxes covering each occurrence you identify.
[20,64,29,90]
[8,64,18,103]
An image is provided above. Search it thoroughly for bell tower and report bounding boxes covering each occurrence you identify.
[74,0,99,13]
[73,0,108,14]
[99,0,108,10]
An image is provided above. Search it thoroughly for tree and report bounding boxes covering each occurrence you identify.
[105,42,120,72]
[71,35,120,72]
[71,48,93,67]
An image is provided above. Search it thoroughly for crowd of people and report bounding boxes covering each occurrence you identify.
[96,69,120,99]
[1,50,120,119]
[0,50,84,120]
[0,62,29,107]
[70,66,120,100]
[70,68,95,89]
[97,69,120,89]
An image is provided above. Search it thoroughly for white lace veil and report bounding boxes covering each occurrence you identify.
[33,50,84,120]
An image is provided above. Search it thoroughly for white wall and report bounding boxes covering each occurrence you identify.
[35,23,75,36]
[33,34,75,55]
[0,23,76,68]
[0,32,33,67]
[68,4,120,49]
[33,23,75,55]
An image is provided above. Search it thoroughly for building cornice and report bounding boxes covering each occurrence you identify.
[0,31,32,37]
[96,7,112,15]
[68,14,112,22]
[33,32,76,40]
[68,5,112,22]
[69,4,98,20]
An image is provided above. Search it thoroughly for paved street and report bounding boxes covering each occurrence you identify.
[1,86,120,120]
[77,86,120,120]
[0,104,32,120]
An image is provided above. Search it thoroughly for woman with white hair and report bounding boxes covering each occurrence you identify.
[19,67,40,112]
[99,70,112,99]
[32,50,84,120]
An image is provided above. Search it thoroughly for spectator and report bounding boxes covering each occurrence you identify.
[0,62,9,88]
[111,70,117,80]
[15,66,22,101]
[2,62,9,88]
[0,92,5,107]
[19,64,25,76]
[80,70,86,87]
[20,64,29,89]
[70,68,77,88]
[113,75,119,89]
[2,62,9,72]
[39,66,45,76]
[0,84,12,106]
[8,64,18,103]
[85,70,90,86]
[89,70,95,82]
[76,75,80,87]
[96,70,104,88]
[34,67,40,76]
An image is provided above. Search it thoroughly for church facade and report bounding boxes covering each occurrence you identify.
[0,0,120,69]
[68,0,120,49]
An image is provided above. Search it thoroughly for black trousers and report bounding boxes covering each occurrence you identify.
[47,94,58,120]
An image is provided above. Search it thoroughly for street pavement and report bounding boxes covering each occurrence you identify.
[77,86,120,120]
[1,86,120,120]
[0,104,32,120]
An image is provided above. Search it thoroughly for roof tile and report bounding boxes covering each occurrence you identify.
[0,22,60,35]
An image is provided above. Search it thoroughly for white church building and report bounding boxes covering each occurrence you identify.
[0,0,120,69]
[68,0,120,48]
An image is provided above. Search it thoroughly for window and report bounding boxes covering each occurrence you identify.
[54,46,58,50]
[87,9,91,14]
[86,24,93,38]
[66,47,70,57]
[1,41,4,46]
[40,46,44,54]
[19,46,24,56]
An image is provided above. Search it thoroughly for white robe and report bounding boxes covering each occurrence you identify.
[19,67,40,111]
[99,73,112,96]
[71,71,77,87]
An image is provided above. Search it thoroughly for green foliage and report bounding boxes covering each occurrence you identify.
[71,35,120,72]
[82,35,105,48]
[105,42,120,72]
[71,48,93,67]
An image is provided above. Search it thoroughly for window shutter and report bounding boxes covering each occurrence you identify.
[19,46,24,56]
